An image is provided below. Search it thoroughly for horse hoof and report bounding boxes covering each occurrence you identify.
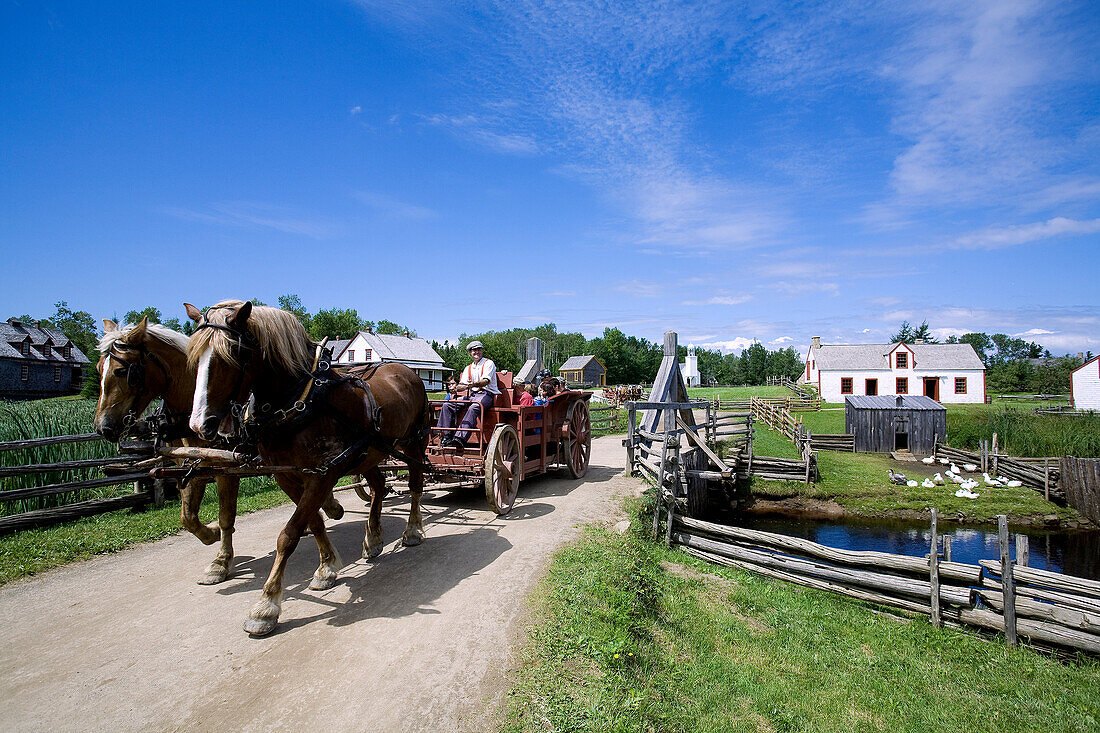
[310,573,337,591]
[243,617,278,637]
[323,502,344,521]
[198,568,229,585]
[401,529,424,547]
[363,542,382,560]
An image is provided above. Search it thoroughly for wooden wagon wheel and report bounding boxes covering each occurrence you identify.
[562,400,591,479]
[484,424,521,515]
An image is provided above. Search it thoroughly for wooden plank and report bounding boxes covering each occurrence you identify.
[0,472,151,502]
[675,516,982,584]
[0,492,151,534]
[676,415,729,471]
[0,454,142,477]
[999,515,1017,646]
[930,508,941,627]
[0,433,103,452]
[975,588,1100,635]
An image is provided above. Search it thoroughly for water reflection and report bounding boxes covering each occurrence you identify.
[727,514,1100,581]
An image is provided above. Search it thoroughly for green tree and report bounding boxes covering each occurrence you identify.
[309,308,365,340]
[740,342,768,384]
[278,294,311,331]
[124,306,162,325]
[890,321,915,343]
[947,333,994,365]
[376,319,414,336]
[912,321,936,343]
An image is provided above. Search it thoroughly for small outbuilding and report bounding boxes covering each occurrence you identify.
[845,395,946,454]
[559,355,606,387]
[1071,356,1100,411]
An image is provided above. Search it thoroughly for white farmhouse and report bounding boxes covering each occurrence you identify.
[1071,356,1100,411]
[803,336,985,404]
[328,329,450,390]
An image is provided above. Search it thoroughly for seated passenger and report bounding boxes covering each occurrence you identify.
[438,341,499,450]
[517,382,536,407]
[443,375,459,400]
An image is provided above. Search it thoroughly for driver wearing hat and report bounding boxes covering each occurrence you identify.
[437,340,500,450]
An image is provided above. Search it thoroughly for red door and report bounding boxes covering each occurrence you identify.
[924,377,939,401]
[865,378,878,396]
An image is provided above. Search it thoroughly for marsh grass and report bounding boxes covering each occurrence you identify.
[505,514,1100,732]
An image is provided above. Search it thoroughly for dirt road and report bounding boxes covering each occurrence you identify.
[0,435,635,732]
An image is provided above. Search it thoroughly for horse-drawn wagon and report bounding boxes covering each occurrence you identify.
[397,371,592,514]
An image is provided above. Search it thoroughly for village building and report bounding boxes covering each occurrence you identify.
[328,328,450,390]
[680,345,700,387]
[845,395,946,454]
[1,318,89,400]
[558,355,606,387]
[1070,356,1100,411]
[803,336,985,404]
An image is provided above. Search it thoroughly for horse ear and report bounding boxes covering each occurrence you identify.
[230,301,253,328]
[184,303,203,323]
[126,317,149,342]
[103,319,117,333]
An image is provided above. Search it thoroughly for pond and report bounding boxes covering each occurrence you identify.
[726,513,1100,581]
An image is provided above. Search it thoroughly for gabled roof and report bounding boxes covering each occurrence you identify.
[0,320,88,363]
[559,355,602,371]
[846,395,945,411]
[1071,355,1100,377]
[327,331,446,366]
[811,342,983,371]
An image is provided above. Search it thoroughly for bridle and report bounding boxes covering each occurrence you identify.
[192,310,262,437]
[102,341,174,434]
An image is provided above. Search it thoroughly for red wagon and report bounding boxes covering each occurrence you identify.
[418,371,592,514]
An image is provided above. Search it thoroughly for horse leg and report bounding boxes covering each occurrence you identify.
[180,477,219,546]
[307,508,342,591]
[199,475,240,585]
[321,490,344,520]
[401,460,426,547]
[363,467,388,559]
[244,476,328,636]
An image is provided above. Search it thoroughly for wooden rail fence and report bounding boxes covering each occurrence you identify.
[933,443,1062,501]
[673,512,1100,655]
[0,433,166,534]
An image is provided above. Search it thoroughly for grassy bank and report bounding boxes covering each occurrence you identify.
[688,386,789,400]
[505,517,1100,732]
[0,476,293,585]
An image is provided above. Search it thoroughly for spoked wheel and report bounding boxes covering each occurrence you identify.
[563,400,591,479]
[485,424,521,515]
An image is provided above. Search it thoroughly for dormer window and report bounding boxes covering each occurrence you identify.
[63,345,71,359]
[42,344,51,358]
[21,340,30,356]
[896,352,907,369]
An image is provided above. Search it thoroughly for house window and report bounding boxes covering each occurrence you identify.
[54,365,62,382]
[347,350,354,362]
[955,377,967,394]
[21,341,30,355]
[21,364,29,381]
[840,377,853,394]
[364,349,371,361]
[896,377,908,394]
[42,345,51,358]
[896,352,907,369]
[865,379,878,396]
[63,345,71,359]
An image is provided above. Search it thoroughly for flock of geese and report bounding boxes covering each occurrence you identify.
[888,457,1024,500]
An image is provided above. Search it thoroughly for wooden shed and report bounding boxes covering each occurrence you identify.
[559,355,606,387]
[844,395,945,454]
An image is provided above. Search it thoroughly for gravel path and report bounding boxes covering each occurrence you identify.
[0,435,635,732]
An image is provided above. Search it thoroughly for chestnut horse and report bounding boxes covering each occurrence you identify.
[93,317,344,584]
[185,300,431,636]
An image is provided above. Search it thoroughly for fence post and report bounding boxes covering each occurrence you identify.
[1015,535,1029,567]
[998,515,1017,646]
[930,508,941,627]
[942,535,952,562]
[627,404,637,475]
[992,433,999,477]
[1044,458,1050,500]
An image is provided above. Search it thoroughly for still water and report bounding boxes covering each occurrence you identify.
[727,513,1100,581]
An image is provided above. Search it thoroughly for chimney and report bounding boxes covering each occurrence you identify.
[811,336,820,349]
[403,330,410,338]
[1079,352,1084,360]
[914,338,925,344]
[365,325,373,334]
[8,318,21,327]
[896,395,903,407]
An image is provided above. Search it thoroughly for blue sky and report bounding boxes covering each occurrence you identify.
[2,0,1099,355]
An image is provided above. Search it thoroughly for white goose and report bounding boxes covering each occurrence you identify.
[963,463,978,473]
[921,456,936,465]
[961,478,980,491]
[1005,479,1023,488]
[950,463,961,474]
[951,473,965,484]
[983,473,1002,486]
[955,487,980,499]
[938,458,949,465]
[907,479,919,488]
[933,473,945,485]
[921,478,935,488]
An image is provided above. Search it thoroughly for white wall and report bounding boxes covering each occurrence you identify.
[817,369,985,404]
[1072,359,1100,410]
[336,333,381,365]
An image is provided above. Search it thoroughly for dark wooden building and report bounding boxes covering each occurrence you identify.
[845,395,945,454]
[559,355,606,387]
[1,318,89,400]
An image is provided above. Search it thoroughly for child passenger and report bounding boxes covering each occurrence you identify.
[517,381,536,407]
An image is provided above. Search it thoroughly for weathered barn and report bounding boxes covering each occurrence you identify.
[558,355,606,387]
[845,395,946,454]
[1,318,89,400]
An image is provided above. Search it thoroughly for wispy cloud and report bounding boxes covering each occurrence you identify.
[418,113,540,155]
[160,202,336,239]
[354,191,439,220]
[951,217,1100,249]
[615,279,663,298]
[350,105,362,115]
[682,294,752,306]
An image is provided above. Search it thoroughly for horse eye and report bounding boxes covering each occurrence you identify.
[114,368,128,378]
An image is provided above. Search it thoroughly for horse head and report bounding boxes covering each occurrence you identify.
[185,301,260,440]
[94,317,166,440]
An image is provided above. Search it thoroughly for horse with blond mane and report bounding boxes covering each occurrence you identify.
[93,317,346,584]
[185,300,431,636]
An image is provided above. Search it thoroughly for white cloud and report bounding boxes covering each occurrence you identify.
[1016,328,1054,337]
[774,281,839,295]
[681,294,752,306]
[770,336,794,344]
[418,113,540,155]
[951,217,1100,250]
[541,290,576,297]
[699,337,757,353]
[615,279,663,298]
[350,105,362,115]
[354,191,438,220]
[861,328,873,333]
[160,202,336,239]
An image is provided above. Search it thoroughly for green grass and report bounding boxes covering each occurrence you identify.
[0,475,292,585]
[505,514,1100,733]
[946,406,1100,458]
[688,386,790,400]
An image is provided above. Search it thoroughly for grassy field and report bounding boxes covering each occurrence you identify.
[505,514,1100,733]
[688,386,789,400]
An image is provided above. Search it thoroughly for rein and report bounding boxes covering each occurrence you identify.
[105,343,174,436]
